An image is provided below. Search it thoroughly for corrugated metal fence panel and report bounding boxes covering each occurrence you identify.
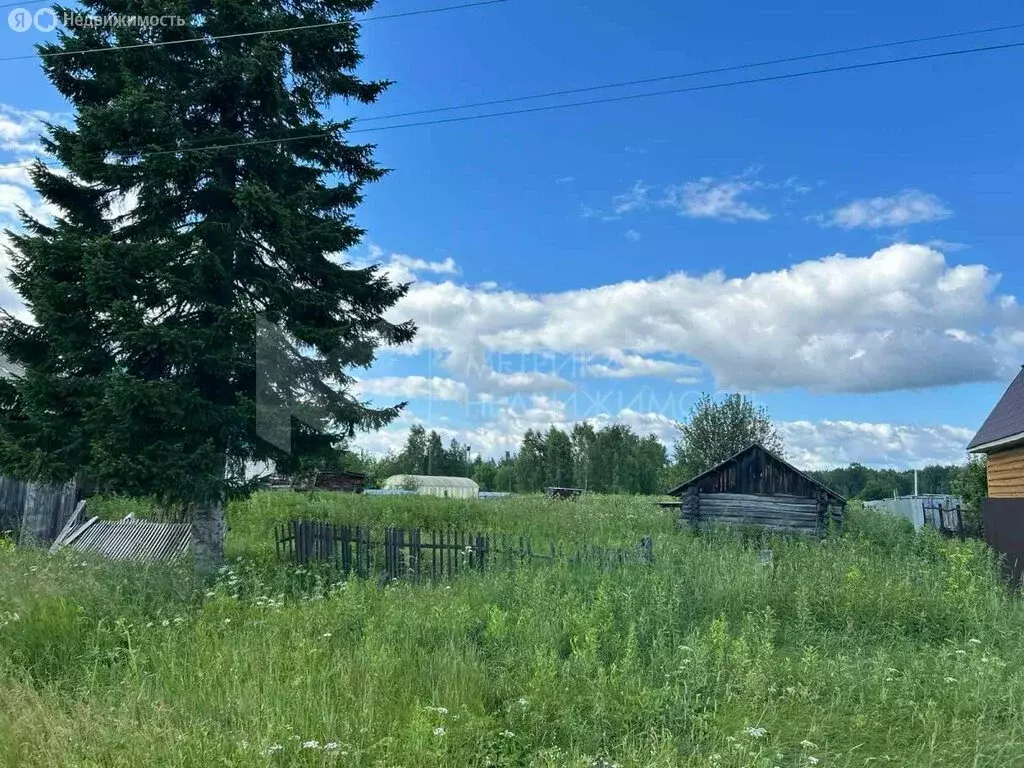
[65,520,193,561]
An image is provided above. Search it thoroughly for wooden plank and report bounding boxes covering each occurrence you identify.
[61,516,99,547]
[985,464,1024,476]
[50,500,87,552]
[700,497,817,507]
[986,479,1024,490]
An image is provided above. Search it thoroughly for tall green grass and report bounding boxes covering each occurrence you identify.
[2,495,1023,767]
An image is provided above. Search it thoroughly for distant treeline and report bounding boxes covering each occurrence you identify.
[352,423,668,495]
[804,464,964,501]
[348,423,975,500]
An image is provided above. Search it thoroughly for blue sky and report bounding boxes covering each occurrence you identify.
[2,0,1023,467]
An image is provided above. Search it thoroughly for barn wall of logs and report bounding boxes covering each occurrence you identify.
[678,492,844,536]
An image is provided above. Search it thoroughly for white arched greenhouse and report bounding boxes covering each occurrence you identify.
[381,475,479,499]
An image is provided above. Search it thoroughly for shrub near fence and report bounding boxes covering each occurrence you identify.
[274,519,654,582]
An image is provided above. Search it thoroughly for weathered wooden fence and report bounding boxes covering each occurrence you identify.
[0,475,79,546]
[274,520,653,582]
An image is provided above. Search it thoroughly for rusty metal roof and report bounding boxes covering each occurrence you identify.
[60,518,192,561]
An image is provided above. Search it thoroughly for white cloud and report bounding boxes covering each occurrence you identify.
[824,190,952,229]
[926,239,968,253]
[389,242,1022,395]
[0,105,69,156]
[585,352,701,381]
[555,176,575,184]
[0,231,27,321]
[0,160,61,225]
[779,419,975,469]
[354,376,469,403]
[612,181,651,214]
[603,174,772,223]
[660,177,771,221]
[390,253,460,276]
[350,245,463,285]
[624,229,641,242]
[0,161,32,187]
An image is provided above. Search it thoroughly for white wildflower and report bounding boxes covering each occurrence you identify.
[173,617,184,624]
[264,744,284,754]
[161,619,170,627]
[968,638,981,645]
[433,727,446,737]
[944,677,957,684]
[223,618,231,624]
[800,740,817,750]
[324,742,340,751]
[517,697,528,707]
[806,758,819,766]
[205,591,216,598]
[301,740,320,750]
[955,649,967,657]
[500,730,515,738]
[745,726,767,738]
[145,621,154,628]
[322,632,332,638]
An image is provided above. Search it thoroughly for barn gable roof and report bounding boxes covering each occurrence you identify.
[968,367,1024,453]
[667,442,846,504]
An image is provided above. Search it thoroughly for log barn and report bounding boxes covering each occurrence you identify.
[666,443,846,536]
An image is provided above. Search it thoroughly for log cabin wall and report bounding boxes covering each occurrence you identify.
[695,493,819,533]
[986,446,1024,498]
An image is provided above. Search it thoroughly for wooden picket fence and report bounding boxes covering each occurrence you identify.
[274,519,653,582]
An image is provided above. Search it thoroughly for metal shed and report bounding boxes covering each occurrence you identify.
[666,443,846,536]
[381,475,479,499]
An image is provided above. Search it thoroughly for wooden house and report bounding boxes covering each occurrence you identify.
[295,470,367,494]
[666,443,846,535]
[967,367,1024,497]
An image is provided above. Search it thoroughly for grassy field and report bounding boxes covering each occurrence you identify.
[2,493,1023,767]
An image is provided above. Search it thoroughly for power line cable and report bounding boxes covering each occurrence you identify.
[358,21,1024,122]
[110,20,1024,156]
[0,0,49,9]
[0,0,508,62]
[138,38,1024,157]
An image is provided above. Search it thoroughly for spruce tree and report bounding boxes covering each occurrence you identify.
[0,0,414,568]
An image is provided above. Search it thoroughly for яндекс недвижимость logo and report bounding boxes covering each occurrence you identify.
[9,7,186,31]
